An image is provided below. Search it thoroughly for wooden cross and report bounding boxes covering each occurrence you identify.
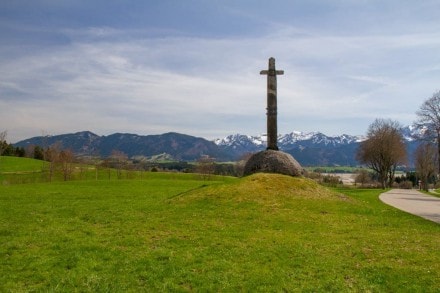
[260,57,284,150]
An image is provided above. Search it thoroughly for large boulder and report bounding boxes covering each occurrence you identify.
[243,150,303,177]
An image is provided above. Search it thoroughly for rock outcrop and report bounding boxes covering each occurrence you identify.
[243,150,303,177]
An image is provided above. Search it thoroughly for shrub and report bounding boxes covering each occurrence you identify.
[399,181,413,189]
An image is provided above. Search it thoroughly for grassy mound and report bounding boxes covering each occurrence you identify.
[173,173,346,203]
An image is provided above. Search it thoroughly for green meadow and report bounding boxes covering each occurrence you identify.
[0,156,156,184]
[0,156,45,173]
[1,157,439,291]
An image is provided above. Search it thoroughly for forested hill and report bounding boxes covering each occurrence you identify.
[14,131,230,162]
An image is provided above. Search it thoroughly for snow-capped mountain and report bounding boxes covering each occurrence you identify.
[215,131,364,148]
[214,128,420,166]
[213,131,365,165]
[214,134,265,150]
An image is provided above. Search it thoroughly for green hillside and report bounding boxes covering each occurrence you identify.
[0,173,439,291]
[0,156,44,173]
[0,156,46,183]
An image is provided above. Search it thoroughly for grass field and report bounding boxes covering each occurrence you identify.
[1,168,439,291]
[0,156,178,184]
[0,156,45,173]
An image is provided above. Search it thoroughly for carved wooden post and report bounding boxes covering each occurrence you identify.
[260,57,284,150]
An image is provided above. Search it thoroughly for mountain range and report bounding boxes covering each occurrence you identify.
[14,127,420,166]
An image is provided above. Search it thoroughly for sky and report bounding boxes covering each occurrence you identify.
[1,0,440,143]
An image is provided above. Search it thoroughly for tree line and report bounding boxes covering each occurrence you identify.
[0,131,45,160]
[0,131,27,158]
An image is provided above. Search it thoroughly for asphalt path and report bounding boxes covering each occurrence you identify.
[380,189,440,224]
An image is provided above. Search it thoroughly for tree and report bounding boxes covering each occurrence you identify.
[0,130,7,156]
[44,142,62,182]
[110,150,128,179]
[414,143,437,191]
[59,149,74,181]
[356,119,407,189]
[34,146,45,160]
[414,90,440,174]
[101,158,113,180]
[15,147,25,157]
[196,155,215,180]
[354,169,372,187]
[0,130,6,173]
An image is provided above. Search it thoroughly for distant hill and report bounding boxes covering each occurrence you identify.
[14,131,232,162]
[14,127,421,166]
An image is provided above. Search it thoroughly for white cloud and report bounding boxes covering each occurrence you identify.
[2,18,440,142]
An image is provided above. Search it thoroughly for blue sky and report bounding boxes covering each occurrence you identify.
[1,0,440,142]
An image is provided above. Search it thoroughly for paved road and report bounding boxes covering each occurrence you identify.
[380,189,440,224]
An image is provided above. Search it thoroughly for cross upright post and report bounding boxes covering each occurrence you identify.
[260,57,284,150]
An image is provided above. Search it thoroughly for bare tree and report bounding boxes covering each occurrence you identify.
[41,130,50,161]
[354,169,372,187]
[110,150,128,179]
[25,145,35,158]
[356,119,407,189]
[414,143,437,191]
[100,158,113,180]
[196,155,215,180]
[414,90,440,174]
[59,149,74,181]
[44,142,62,182]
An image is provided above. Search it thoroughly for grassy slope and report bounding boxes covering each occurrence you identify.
[0,156,197,183]
[1,173,439,291]
[0,156,45,173]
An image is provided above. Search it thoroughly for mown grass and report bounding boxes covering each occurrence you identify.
[1,173,439,291]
